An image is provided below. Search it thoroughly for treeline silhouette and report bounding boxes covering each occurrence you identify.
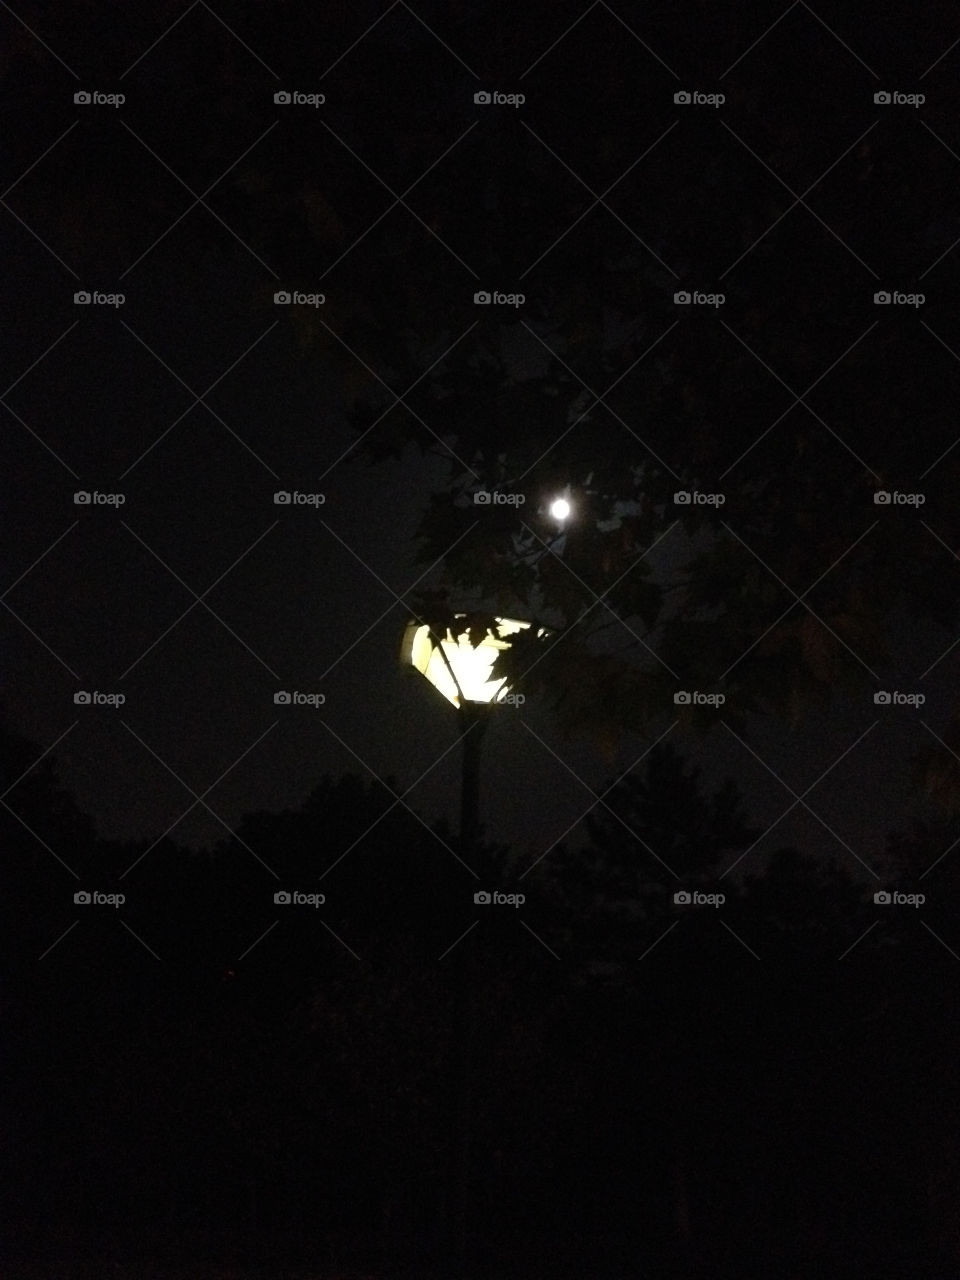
[2,714,959,1278]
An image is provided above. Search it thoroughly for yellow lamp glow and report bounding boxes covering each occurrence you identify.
[401,615,546,708]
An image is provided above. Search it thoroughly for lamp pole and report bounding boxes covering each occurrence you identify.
[400,612,555,1273]
[446,698,492,1275]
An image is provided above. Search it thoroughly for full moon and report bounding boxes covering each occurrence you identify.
[549,498,570,521]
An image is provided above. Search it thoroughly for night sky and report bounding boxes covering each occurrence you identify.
[0,0,958,915]
[4,1,960,1276]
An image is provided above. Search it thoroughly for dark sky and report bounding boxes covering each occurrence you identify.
[1,0,958,888]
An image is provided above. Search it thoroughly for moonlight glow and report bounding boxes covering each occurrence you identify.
[550,498,571,521]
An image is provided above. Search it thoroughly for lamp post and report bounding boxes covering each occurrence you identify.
[400,613,549,1272]
[400,613,543,858]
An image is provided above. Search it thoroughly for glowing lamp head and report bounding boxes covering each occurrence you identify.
[401,615,545,709]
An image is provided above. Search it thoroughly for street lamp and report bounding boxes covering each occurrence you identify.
[400,612,549,1273]
[400,614,542,710]
[400,613,549,856]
